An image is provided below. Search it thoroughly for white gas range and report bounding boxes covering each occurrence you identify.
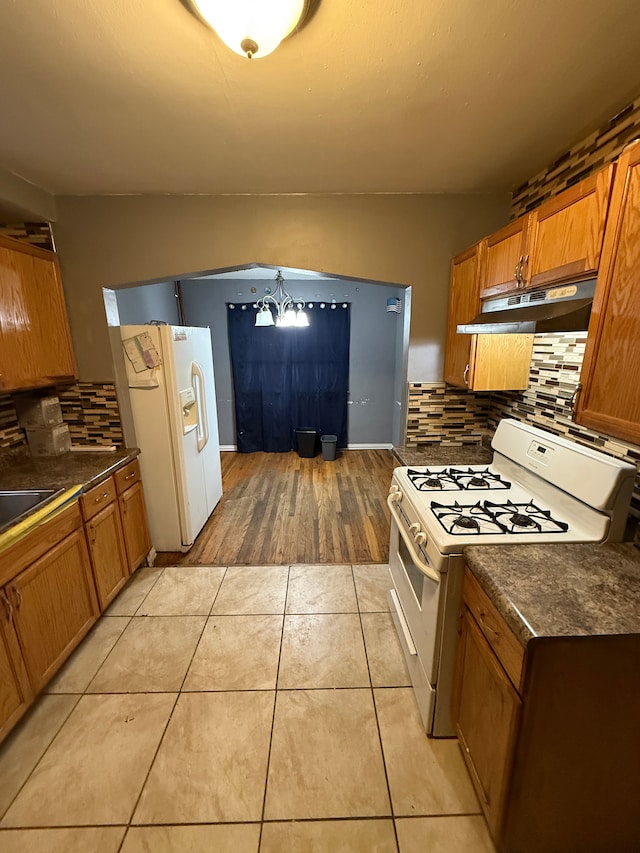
[387,418,636,737]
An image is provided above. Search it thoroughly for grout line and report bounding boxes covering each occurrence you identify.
[0,693,83,823]
[353,564,401,853]
[118,569,224,851]
[258,565,291,849]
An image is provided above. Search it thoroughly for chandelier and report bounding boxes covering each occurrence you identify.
[255,271,309,327]
[188,0,313,60]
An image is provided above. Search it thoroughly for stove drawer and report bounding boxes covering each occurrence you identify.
[463,567,525,690]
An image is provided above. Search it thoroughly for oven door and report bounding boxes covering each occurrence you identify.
[387,492,443,686]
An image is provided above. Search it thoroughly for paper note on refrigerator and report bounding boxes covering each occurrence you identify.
[122,333,162,373]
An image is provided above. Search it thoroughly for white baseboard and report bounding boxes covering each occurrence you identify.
[220,445,238,451]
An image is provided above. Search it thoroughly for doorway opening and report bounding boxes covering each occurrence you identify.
[105,263,411,451]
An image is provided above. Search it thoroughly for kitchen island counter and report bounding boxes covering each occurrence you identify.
[465,541,640,644]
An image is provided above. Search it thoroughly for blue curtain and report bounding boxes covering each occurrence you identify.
[228,303,350,452]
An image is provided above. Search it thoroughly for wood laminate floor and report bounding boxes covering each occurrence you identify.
[156,449,396,566]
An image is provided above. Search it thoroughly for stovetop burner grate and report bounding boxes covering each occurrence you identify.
[407,467,511,492]
[430,499,569,536]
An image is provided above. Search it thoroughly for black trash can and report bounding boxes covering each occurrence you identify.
[296,428,317,458]
[321,434,337,461]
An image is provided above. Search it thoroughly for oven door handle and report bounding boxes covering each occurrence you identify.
[387,494,440,584]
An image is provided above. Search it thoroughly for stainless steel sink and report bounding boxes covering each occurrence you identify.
[0,488,65,534]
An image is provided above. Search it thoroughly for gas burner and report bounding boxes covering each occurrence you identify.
[430,501,507,535]
[468,476,490,488]
[453,515,480,531]
[510,512,536,528]
[425,477,443,489]
[484,500,569,535]
[448,468,512,490]
[407,467,511,492]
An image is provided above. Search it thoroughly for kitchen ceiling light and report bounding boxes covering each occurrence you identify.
[255,270,308,328]
[189,0,308,59]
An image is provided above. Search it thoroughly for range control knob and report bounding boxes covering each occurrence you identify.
[388,485,402,502]
[409,522,420,535]
[414,531,427,545]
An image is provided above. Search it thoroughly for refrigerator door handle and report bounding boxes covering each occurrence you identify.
[191,361,209,453]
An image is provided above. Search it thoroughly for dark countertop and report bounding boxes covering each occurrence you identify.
[394,444,493,467]
[464,542,640,645]
[0,447,139,492]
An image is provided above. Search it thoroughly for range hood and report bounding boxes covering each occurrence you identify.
[457,280,596,335]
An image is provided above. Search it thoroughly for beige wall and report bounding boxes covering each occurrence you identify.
[52,192,510,382]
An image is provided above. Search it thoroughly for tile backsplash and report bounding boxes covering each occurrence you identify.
[510,95,640,219]
[406,333,640,522]
[0,383,123,450]
[406,382,490,447]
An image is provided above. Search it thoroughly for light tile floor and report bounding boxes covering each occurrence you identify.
[0,563,495,852]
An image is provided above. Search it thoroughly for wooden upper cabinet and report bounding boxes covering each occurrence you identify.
[525,165,614,289]
[575,142,640,445]
[444,244,482,387]
[479,215,530,299]
[0,236,77,393]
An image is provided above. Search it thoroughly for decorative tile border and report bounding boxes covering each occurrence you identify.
[511,95,640,218]
[0,383,123,451]
[406,382,490,448]
[0,222,54,250]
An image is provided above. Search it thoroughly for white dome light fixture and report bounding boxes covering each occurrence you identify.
[189,0,312,59]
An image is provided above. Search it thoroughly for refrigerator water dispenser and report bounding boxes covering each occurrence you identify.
[179,387,198,434]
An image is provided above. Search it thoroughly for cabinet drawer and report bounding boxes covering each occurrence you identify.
[114,459,141,495]
[81,477,116,521]
[463,567,525,690]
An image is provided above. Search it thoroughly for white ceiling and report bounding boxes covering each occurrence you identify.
[1,0,640,197]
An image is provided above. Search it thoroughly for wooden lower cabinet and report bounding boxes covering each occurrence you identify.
[119,481,151,574]
[7,525,98,693]
[453,568,640,852]
[85,501,129,609]
[454,606,521,836]
[81,475,129,609]
[0,458,152,745]
[0,593,33,741]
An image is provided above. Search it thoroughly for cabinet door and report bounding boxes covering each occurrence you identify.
[444,245,481,387]
[8,528,98,691]
[119,482,151,574]
[526,166,614,289]
[479,216,529,298]
[86,501,129,610]
[0,237,76,392]
[0,590,33,744]
[453,607,521,837]
[576,143,640,445]
[468,334,533,392]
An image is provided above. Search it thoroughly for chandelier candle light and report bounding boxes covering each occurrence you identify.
[189,0,308,59]
[255,271,309,327]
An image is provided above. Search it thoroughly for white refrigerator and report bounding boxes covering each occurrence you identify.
[119,324,223,551]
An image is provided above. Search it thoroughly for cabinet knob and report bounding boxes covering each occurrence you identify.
[12,586,23,610]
